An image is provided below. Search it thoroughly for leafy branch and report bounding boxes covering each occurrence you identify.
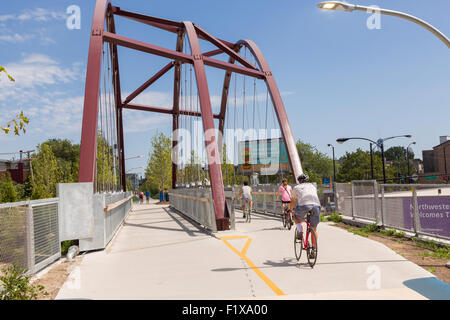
[0,66,29,135]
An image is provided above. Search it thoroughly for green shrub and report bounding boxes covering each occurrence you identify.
[0,264,48,300]
[327,213,342,223]
[61,240,75,256]
[380,229,396,236]
[363,223,380,233]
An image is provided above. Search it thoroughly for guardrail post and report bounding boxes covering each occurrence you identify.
[380,184,385,227]
[373,180,380,225]
[412,187,420,237]
[25,202,35,274]
[351,182,355,220]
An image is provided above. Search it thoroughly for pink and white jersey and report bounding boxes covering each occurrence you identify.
[278,185,292,202]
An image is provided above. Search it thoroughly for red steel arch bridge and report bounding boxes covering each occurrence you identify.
[78,0,303,231]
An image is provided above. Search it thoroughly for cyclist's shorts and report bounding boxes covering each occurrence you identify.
[242,197,252,205]
[293,205,320,227]
[281,200,291,204]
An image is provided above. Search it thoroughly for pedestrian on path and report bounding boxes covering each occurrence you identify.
[146,191,150,204]
[139,191,144,204]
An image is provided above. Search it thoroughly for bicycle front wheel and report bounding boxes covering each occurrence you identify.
[294,227,303,261]
[282,211,286,228]
[306,228,318,268]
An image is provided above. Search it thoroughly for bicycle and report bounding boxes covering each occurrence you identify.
[276,200,292,230]
[293,210,318,268]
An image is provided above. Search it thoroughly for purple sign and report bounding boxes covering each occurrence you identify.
[403,197,450,238]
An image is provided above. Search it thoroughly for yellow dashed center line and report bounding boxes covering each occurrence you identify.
[219,235,285,296]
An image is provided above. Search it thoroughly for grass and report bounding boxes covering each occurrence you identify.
[427,267,436,273]
[328,216,449,259]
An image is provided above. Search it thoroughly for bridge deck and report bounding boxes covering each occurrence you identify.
[56,200,449,300]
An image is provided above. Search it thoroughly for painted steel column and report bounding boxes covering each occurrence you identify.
[183,21,229,230]
[108,11,126,192]
[236,40,303,183]
[79,0,110,186]
[172,31,184,189]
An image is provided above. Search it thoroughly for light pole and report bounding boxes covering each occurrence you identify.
[337,135,411,183]
[125,155,144,161]
[327,143,337,200]
[406,141,416,182]
[317,1,450,49]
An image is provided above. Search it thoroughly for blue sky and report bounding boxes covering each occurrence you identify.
[0,0,449,177]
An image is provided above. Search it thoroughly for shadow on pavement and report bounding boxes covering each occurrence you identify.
[210,258,411,272]
[403,277,450,300]
[163,207,211,237]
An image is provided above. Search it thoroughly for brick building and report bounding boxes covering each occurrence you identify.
[0,158,30,184]
[421,136,450,183]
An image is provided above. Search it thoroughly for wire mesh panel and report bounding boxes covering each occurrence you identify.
[32,201,60,271]
[336,183,352,216]
[0,204,28,274]
[353,181,378,222]
[381,184,415,232]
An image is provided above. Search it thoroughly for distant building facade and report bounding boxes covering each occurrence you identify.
[421,136,450,183]
[0,158,30,184]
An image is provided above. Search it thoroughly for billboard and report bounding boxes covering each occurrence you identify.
[238,138,290,175]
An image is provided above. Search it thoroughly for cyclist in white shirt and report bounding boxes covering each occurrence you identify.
[288,174,321,258]
[239,181,253,218]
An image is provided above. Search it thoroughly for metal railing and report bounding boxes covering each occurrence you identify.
[0,198,60,275]
[336,181,450,241]
[169,188,218,231]
[104,191,133,245]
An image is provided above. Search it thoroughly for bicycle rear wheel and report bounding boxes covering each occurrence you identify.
[246,207,251,223]
[306,228,318,268]
[294,227,303,261]
[287,213,292,230]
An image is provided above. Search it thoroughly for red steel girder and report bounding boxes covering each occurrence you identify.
[102,32,265,79]
[183,21,229,230]
[79,0,111,186]
[121,103,221,119]
[124,61,175,105]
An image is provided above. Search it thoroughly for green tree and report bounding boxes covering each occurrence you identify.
[31,144,60,199]
[145,132,172,191]
[384,146,416,180]
[0,66,29,135]
[44,138,80,182]
[0,172,18,203]
[96,133,119,190]
[337,148,396,182]
[296,140,333,184]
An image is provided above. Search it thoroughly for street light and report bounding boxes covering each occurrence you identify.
[317,1,450,49]
[337,135,411,183]
[125,155,143,161]
[406,141,416,182]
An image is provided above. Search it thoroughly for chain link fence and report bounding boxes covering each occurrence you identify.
[0,199,60,276]
[336,181,450,240]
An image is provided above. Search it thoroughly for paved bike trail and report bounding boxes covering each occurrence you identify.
[56,202,450,299]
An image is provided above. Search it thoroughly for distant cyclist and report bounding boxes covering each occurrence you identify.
[239,181,253,218]
[276,178,292,219]
[288,173,321,258]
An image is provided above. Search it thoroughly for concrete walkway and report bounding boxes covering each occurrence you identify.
[56,201,450,300]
